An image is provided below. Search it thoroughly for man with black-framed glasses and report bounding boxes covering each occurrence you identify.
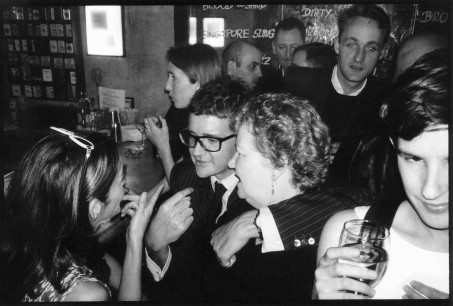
[179,128,236,153]
[143,77,254,302]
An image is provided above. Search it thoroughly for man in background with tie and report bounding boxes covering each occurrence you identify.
[142,77,253,302]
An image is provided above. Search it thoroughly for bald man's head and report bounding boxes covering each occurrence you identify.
[393,33,447,83]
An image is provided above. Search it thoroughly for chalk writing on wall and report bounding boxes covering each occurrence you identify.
[202,5,234,10]
[202,5,268,11]
[203,29,274,39]
[236,5,268,11]
[298,7,334,18]
[419,10,448,23]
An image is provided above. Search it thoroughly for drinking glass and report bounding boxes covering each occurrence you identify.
[135,123,145,147]
[338,219,389,293]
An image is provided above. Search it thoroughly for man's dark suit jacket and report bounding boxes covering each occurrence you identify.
[256,64,284,94]
[143,160,254,302]
[198,183,379,303]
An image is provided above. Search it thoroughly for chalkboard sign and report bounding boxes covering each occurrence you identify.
[414,3,450,36]
[184,3,450,82]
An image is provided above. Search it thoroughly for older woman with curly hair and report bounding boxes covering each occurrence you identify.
[207,93,377,302]
[230,92,330,206]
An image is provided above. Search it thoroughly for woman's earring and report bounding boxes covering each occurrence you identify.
[269,171,276,205]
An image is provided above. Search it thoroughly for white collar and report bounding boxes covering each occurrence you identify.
[210,173,238,192]
[331,65,367,96]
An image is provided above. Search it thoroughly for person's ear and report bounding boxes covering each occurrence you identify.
[194,80,200,91]
[227,60,237,76]
[89,199,104,220]
[334,37,340,55]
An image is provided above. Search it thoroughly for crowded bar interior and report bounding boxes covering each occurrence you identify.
[1,2,451,303]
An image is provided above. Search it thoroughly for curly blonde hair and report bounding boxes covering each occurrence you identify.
[234,93,331,192]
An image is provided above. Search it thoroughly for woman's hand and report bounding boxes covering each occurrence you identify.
[210,210,258,268]
[403,281,449,299]
[120,194,140,218]
[144,116,169,152]
[126,185,164,249]
[314,246,377,299]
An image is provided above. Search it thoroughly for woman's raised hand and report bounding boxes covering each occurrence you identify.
[126,185,164,248]
[144,116,169,151]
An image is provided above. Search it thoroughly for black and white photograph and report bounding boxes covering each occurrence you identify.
[0,2,450,305]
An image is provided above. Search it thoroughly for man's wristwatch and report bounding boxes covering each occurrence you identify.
[253,210,264,240]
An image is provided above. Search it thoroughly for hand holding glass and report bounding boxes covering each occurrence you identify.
[338,219,389,294]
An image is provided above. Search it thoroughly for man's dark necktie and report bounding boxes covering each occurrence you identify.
[209,181,227,225]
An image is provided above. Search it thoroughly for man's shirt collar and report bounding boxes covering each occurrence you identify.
[210,173,238,192]
[331,65,367,96]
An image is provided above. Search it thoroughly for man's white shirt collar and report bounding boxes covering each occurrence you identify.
[211,173,239,223]
[331,65,367,96]
[210,173,238,192]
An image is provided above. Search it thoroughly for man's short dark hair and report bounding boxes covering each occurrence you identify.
[381,48,449,143]
[189,76,249,129]
[274,17,306,42]
[222,40,259,68]
[337,4,391,45]
[293,42,337,68]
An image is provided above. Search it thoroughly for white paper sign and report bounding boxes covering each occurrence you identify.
[99,86,125,110]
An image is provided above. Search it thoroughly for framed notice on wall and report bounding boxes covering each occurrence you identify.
[2,5,85,101]
[85,6,124,56]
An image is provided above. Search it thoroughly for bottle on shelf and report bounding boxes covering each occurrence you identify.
[110,110,122,143]
[78,91,91,128]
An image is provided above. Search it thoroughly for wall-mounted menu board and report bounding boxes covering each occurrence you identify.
[184,3,450,82]
[2,6,85,101]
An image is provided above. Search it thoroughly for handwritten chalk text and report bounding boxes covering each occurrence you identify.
[236,5,267,10]
[299,8,333,19]
[203,29,274,39]
[203,5,234,10]
[262,56,271,65]
[419,10,448,24]
[306,26,335,41]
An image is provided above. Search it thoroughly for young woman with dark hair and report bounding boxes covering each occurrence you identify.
[0,129,192,301]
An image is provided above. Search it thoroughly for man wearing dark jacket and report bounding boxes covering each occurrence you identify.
[285,4,391,144]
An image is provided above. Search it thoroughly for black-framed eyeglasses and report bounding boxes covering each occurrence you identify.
[179,128,236,152]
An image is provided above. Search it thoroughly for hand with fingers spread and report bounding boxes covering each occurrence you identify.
[210,210,258,268]
[314,246,377,299]
[145,187,194,254]
[402,281,449,299]
[144,116,169,152]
